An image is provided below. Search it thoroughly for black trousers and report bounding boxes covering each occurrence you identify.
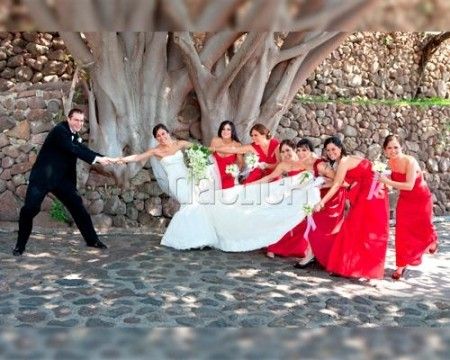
[16,182,99,250]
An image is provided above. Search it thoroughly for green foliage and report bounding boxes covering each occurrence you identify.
[295,95,450,107]
[50,199,71,224]
[382,35,394,46]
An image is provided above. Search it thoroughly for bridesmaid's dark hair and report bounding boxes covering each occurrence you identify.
[250,123,271,139]
[280,139,296,151]
[383,134,402,149]
[152,123,170,138]
[218,120,240,143]
[296,138,314,152]
[323,136,347,163]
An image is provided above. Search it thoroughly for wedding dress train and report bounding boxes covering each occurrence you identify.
[154,150,321,252]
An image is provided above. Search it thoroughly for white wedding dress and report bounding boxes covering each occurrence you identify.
[152,150,321,252]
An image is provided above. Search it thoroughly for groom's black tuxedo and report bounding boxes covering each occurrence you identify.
[29,121,99,189]
[15,121,105,253]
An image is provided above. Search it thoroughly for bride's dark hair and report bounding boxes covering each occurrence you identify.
[152,123,170,138]
[218,120,240,143]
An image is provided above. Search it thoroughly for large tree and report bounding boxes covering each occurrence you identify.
[23,0,377,184]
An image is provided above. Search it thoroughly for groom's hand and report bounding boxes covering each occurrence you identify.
[96,156,114,165]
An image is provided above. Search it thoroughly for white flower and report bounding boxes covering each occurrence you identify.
[185,144,212,184]
[77,137,83,143]
[373,160,388,174]
[244,152,259,169]
[225,164,239,177]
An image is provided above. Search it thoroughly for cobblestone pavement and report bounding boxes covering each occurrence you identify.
[0,220,448,358]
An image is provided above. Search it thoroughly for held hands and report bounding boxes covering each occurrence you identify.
[97,157,127,166]
[96,156,114,166]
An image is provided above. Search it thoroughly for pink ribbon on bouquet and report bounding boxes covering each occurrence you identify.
[367,172,383,200]
[303,215,317,242]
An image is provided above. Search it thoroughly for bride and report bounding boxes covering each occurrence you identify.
[117,124,321,252]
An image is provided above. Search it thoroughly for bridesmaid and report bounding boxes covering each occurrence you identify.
[316,136,389,280]
[210,121,243,189]
[379,135,438,280]
[293,138,346,268]
[254,140,308,258]
[213,123,280,184]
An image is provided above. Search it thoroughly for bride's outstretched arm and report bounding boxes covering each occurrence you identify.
[119,148,156,165]
[178,140,193,150]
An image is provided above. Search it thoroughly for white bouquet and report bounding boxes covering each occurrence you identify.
[225,164,239,177]
[185,144,212,184]
[373,160,389,174]
[244,152,259,169]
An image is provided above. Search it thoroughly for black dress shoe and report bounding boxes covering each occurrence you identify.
[293,258,315,269]
[12,247,25,256]
[87,241,108,249]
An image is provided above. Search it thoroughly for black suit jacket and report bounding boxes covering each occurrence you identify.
[29,121,102,189]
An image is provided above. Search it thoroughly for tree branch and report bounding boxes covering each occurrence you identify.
[213,32,266,95]
[173,31,211,86]
[277,31,337,63]
[287,32,347,101]
[59,32,95,67]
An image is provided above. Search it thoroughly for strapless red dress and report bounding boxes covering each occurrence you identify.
[214,152,238,189]
[243,138,280,184]
[391,171,438,267]
[326,159,389,279]
[308,159,346,268]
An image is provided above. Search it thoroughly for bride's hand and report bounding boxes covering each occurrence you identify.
[113,157,127,165]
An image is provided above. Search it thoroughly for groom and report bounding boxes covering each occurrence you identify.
[13,108,112,256]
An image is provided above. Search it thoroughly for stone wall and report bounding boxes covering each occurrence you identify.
[298,32,450,99]
[0,32,75,92]
[277,102,449,215]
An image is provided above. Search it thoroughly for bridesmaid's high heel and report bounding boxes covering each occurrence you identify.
[391,267,406,280]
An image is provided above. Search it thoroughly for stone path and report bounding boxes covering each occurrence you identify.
[0,220,448,358]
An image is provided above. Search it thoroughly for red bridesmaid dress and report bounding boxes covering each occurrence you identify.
[326,159,389,279]
[308,159,346,268]
[214,153,238,189]
[243,138,280,184]
[391,171,438,267]
[266,169,308,257]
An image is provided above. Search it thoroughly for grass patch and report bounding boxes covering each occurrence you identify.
[295,95,450,107]
[50,199,71,224]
